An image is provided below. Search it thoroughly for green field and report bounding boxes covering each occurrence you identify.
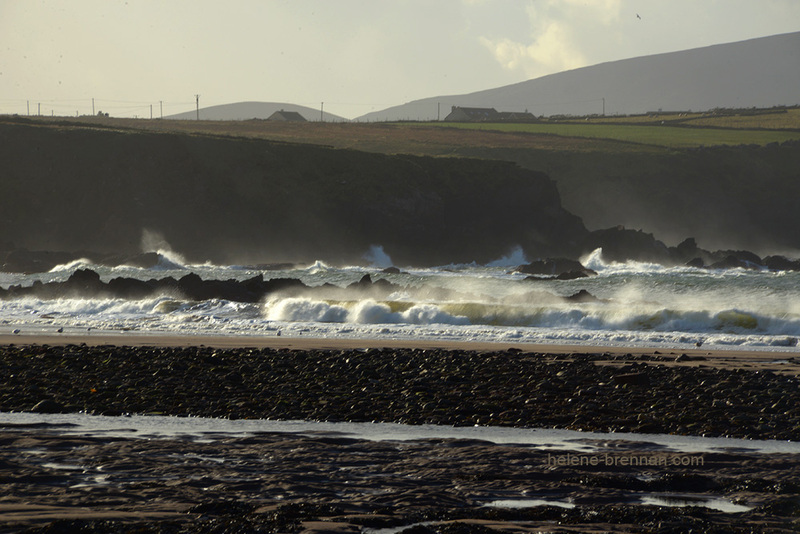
[422,121,800,148]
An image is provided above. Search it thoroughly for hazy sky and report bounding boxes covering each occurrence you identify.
[2,0,798,119]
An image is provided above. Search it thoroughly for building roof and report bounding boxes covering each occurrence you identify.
[267,110,307,122]
[444,106,500,122]
[443,106,537,122]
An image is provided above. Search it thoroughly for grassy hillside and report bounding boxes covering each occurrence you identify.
[10,106,798,151]
[421,108,800,149]
[430,121,798,148]
[575,107,800,130]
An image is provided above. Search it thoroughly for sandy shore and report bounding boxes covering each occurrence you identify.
[2,335,800,533]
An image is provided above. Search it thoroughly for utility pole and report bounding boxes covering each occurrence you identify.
[437,102,440,121]
[92,98,95,115]
[150,104,153,120]
[160,101,163,119]
[320,102,324,122]
[602,97,606,116]
[38,103,40,116]
[195,94,200,120]
[26,101,29,115]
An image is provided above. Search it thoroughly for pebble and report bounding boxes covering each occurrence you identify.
[0,344,798,441]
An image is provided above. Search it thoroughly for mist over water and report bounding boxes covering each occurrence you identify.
[363,245,394,269]
[2,247,800,351]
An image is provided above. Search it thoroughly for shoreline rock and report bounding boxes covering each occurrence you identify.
[1,344,798,441]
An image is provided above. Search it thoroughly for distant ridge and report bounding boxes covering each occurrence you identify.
[165,101,348,122]
[357,32,800,122]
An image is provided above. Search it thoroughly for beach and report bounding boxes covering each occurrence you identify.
[2,336,800,533]
[3,93,800,533]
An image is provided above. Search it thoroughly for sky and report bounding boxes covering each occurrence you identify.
[1,0,799,120]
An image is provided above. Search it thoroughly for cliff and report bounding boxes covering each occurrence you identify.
[0,119,587,266]
[463,142,800,254]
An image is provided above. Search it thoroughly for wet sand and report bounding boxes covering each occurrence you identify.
[1,335,800,533]
[2,428,800,533]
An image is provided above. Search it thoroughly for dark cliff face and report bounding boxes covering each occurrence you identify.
[0,121,587,266]
[464,142,800,255]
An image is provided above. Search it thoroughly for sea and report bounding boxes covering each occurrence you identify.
[1,245,799,353]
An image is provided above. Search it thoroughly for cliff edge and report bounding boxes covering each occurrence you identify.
[0,120,587,266]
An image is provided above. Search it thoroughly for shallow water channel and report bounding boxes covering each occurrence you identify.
[3,411,800,454]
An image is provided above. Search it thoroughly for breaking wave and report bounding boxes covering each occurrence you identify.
[264,298,471,326]
[5,252,800,350]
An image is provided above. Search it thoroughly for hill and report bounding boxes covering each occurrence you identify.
[356,32,800,122]
[165,101,348,122]
[5,115,799,257]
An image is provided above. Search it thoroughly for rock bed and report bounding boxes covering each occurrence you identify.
[2,428,800,533]
[2,344,800,441]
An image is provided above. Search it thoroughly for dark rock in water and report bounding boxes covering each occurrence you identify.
[517,258,595,277]
[176,273,268,303]
[348,274,375,290]
[242,274,265,293]
[708,254,762,270]
[382,266,402,274]
[564,289,602,303]
[31,399,67,414]
[764,255,800,271]
[107,277,154,299]
[346,274,399,293]
[685,257,705,268]
[262,277,307,294]
[178,272,203,289]
[718,249,763,265]
[66,269,105,294]
[524,270,591,282]
[675,237,699,256]
[556,270,590,280]
[671,237,713,265]
[582,227,672,264]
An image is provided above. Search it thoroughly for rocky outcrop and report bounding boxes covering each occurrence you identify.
[494,141,800,257]
[581,227,673,264]
[516,258,596,277]
[0,269,610,306]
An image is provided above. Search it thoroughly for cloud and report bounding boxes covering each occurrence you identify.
[480,0,623,78]
[481,21,587,78]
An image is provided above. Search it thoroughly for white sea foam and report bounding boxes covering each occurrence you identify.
[48,258,95,273]
[264,297,470,326]
[152,250,188,270]
[486,245,528,267]
[363,245,393,268]
[3,257,800,352]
